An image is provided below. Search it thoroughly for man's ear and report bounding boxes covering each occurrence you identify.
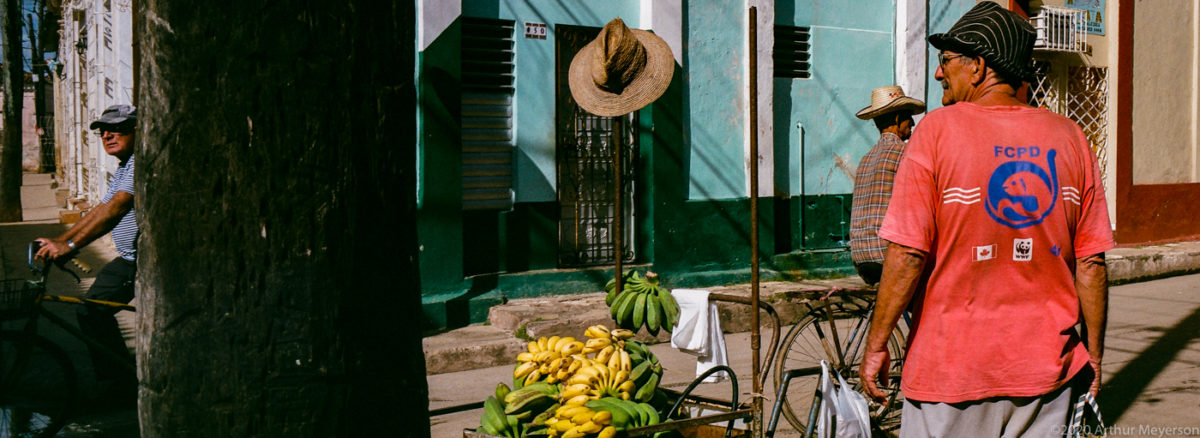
[971,56,987,85]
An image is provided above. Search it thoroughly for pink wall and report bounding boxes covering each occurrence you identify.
[20,91,40,171]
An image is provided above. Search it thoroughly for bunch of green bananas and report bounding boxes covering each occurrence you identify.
[605,271,681,335]
[483,380,557,438]
[480,394,524,438]
[504,382,561,413]
[622,339,659,370]
[480,381,560,438]
[584,397,662,430]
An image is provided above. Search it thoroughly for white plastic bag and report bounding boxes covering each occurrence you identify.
[815,360,872,438]
[1068,392,1106,438]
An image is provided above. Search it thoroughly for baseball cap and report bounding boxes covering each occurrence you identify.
[90,104,138,130]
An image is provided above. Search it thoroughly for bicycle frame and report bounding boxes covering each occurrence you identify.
[18,242,137,374]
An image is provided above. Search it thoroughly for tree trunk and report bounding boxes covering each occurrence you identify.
[135,1,426,436]
[0,0,23,221]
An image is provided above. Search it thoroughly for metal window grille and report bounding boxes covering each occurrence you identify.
[1067,66,1109,188]
[774,25,811,79]
[1033,6,1087,53]
[1028,61,1110,191]
[558,113,637,267]
[556,25,638,268]
[461,17,516,211]
[38,115,56,172]
[1028,61,1063,112]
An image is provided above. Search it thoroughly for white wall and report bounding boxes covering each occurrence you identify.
[54,0,135,205]
[1131,0,1197,185]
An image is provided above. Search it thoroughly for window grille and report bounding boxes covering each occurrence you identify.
[1066,66,1109,189]
[774,25,811,79]
[1033,6,1087,53]
[556,25,638,268]
[461,17,516,211]
[1028,61,1110,191]
[558,113,637,267]
[38,115,55,172]
[1028,61,1063,113]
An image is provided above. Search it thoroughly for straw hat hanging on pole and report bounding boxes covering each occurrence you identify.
[568,17,674,311]
[568,18,674,117]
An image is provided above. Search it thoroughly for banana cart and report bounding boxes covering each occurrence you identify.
[462,6,775,437]
[459,291,788,438]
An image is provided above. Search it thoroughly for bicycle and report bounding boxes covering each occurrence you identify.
[769,287,909,436]
[0,242,136,438]
[689,288,906,437]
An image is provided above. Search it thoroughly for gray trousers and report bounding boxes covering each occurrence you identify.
[900,382,1075,438]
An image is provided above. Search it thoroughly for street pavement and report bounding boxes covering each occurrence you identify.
[12,173,1198,437]
[429,269,1200,437]
[1,173,139,437]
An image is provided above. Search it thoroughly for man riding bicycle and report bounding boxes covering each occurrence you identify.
[34,104,139,405]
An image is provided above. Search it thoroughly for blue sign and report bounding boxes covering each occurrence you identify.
[1067,0,1105,35]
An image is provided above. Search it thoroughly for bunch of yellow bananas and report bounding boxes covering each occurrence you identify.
[486,325,668,438]
[583,325,634,367]
[542,405,619,438]
[514,336,586,386]
[560,360,635,404]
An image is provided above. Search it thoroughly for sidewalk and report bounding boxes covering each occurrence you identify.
[429,273,1200,437]
[425,231,1200,436]
[1,173,139,437]
[424,239,1200,376]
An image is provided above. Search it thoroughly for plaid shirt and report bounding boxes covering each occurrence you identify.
[850,132,906,265]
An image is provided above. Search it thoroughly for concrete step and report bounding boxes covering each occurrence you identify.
[423,278,873,375]
[422,325,527,375]
[423,242,1200,376]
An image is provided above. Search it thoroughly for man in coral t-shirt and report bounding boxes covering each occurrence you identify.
[858,3,1113,437]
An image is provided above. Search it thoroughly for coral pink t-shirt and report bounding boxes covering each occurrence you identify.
[878,102,1115,403]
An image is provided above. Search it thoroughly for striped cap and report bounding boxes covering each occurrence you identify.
[929,1,1036,82]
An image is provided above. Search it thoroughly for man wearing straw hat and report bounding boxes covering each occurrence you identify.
[859,2,1113,436]
[849,86,924,286]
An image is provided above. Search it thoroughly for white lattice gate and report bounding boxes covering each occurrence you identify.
[1028,61,1110,190]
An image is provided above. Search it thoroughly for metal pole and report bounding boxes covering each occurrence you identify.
[613,115,624,298]
[748,6,763,438]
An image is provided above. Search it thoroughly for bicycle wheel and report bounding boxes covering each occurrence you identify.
[0,330,78,438]
[772,294,905,435]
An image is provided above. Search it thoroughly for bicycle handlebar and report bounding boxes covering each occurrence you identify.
[28,241,83,284]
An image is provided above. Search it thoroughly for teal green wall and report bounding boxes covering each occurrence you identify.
[925,0,976,112]
[465,0,642,203]
[776,0,895,197]
[416,1,889,332]
[417,18,465,295]
[773,0,894,250]
[650,68,777,275]
[684,0,748,201]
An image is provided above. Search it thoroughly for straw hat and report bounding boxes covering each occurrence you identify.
[855,85,926,120]
[568,18,674,117]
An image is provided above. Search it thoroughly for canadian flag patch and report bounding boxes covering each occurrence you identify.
[974,244,997,262]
